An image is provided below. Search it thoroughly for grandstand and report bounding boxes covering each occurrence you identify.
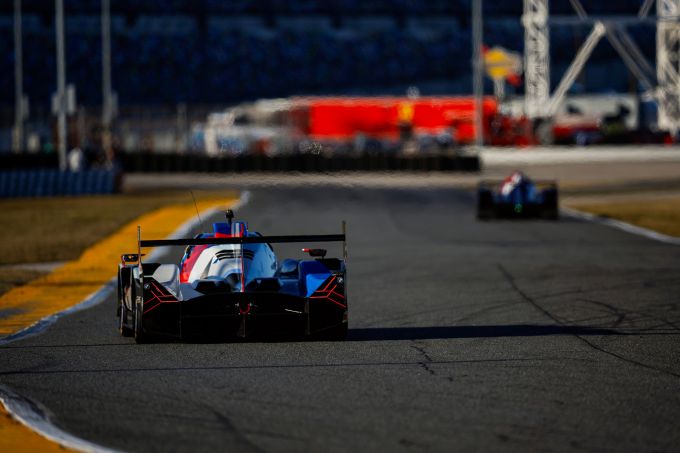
[0,0,654,107]
[0,1,665,154]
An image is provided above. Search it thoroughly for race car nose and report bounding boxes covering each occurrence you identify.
[224,272,241,292]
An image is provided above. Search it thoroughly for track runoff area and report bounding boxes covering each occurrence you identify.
[0,195,240,452]
[0,183,678,452]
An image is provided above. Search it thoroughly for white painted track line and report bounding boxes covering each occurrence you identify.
[0,385,121,453]
[562,206,680,246]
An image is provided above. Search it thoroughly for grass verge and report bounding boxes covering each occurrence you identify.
[0,269,46,297]
[0,193,239,336]
[0,192,239,452]
[568,196,680,237]
[1,190,234,265]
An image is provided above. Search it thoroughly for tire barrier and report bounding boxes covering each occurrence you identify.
[117,152,481,173]
[0,169,122,198]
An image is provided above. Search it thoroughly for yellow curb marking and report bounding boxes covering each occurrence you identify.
[0,195,238,452]
[0,404,71,453]
[0,196,237,337]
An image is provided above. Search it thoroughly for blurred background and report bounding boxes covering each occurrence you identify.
[0,0,676,175]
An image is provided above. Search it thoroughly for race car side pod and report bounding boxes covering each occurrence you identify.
[342,220,348,308]
[342,221,347,263]
[137,225,143,277]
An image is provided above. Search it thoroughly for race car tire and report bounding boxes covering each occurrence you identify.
[477,189,495,220]
[542,208,559,220]
[317,322,348,341]
[116,271,122,316]
[133,292,150,344]
[119,303,133,337]
[118,273,133,337]
[541,189,559,220]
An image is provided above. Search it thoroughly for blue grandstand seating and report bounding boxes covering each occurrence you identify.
[0,169,119,197]
[0,2,655,107]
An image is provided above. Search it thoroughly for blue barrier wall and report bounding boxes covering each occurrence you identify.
[0,170,122,198]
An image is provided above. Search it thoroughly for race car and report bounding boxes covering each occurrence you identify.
[477,171,559,220]
[117,210,348,343]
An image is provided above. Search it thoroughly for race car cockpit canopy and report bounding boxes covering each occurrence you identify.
[500,171,528,197]
[213,221,248,238]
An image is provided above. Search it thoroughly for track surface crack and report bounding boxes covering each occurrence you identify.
[410,343,436,376]
[204,404,266,453]
[496,263,680,380]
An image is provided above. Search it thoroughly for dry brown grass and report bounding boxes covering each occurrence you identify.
[0,190,235,265]
[0,268,46,296]
[569,196,680,237]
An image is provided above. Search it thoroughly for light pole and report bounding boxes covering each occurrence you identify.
[13,0,24,153]
[101,0,114,161]
[55,0,67,169]
[472,0,484,147]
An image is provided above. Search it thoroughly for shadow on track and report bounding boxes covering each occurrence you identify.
[347,324,621,341]
[0,325,628,349]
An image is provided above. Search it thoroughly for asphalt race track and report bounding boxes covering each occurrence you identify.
[1,187,679,452]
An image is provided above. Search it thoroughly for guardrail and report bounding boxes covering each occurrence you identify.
[0,153,59,169]
[0,169,122,198]
[0,151,481,175]
[117,152,480,173]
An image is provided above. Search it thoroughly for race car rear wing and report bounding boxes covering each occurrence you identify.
[134,221,348,274]
[139,234,345,247]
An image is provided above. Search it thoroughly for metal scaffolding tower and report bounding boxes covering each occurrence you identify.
[13,0,25,153]
[55,0,67,169]
[101,0,115,160]
[657,0,680,135]
[472,0,484,146]
[522,0,680,135]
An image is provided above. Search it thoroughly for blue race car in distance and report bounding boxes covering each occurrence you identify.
[117,210,348,343]
[477,171,559,220]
